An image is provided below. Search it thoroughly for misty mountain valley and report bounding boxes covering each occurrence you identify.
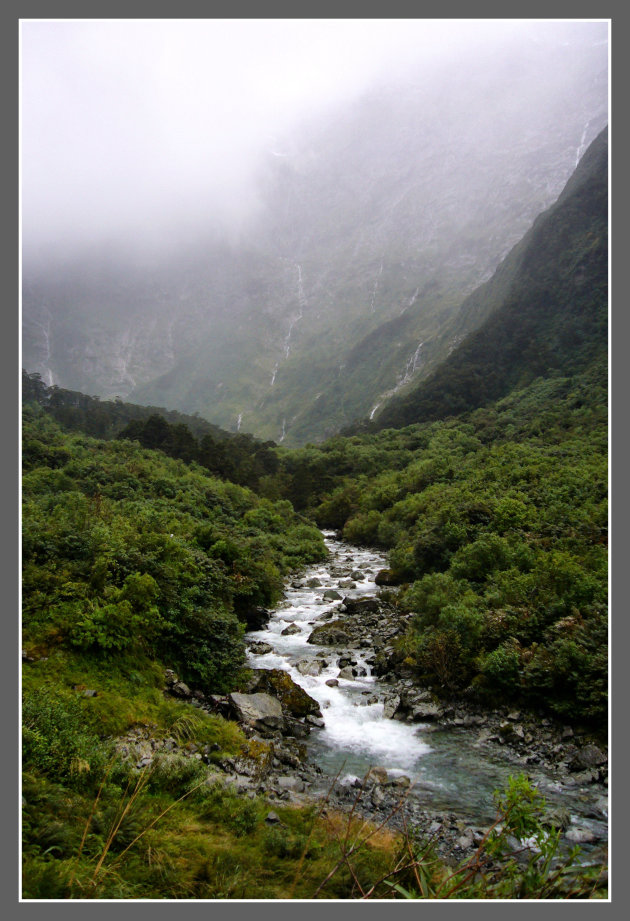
[21,20,609,900]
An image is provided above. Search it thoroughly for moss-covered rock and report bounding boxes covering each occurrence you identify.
[307,622,352,647]
[245,669,321,718]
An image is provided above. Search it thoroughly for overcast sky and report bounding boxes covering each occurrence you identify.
[20,19,607,258]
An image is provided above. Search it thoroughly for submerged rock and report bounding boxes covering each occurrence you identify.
[297,659,324,677]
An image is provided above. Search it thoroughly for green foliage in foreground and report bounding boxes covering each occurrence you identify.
[22,689,606,903]
[281,362,608,724]
[386,774,606,900]
[22,406,326,693]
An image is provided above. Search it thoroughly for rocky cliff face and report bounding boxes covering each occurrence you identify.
[22,27,607,445]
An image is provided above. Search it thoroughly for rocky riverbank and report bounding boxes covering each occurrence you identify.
[110,535,607,870]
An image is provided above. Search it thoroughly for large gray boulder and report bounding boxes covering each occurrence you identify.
[322,589,343,600]
[569,744,607,771]
[228,692,285,731]
[245,668,322,719]
[307,622,352,646]
[411,702,442,722]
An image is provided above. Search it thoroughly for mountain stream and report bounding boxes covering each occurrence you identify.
[246,531,607,851]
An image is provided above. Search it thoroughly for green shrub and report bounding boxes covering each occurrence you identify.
[22,689,111,791]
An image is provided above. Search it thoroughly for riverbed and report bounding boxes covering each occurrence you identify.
[246,531,608,852]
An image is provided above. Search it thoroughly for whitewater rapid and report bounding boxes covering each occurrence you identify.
[246,532,431,778]
[245,531,608,848]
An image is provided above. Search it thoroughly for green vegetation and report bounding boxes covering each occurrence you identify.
[21,129,607,898]
[282,360,608,725]
[21,360,607,898]
[22,405,325,693]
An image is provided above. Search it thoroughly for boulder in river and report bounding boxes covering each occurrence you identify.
[281,623,302,636]
[322,589,343,600]
[249,641,274,655]
[307,622,352,646]
[342,596,380,615]
[375,569,400,586]
[366,766,388,785]
[411,702,442,722]
[338,666,356,680]
[297,659,324,677]
[383,695,401,719]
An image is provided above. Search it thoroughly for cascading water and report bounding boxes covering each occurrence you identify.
[247,537,430,777]
[246,531,608,846]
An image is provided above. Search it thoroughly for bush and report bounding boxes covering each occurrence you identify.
[22,689,111,791]
[478,639,522,692]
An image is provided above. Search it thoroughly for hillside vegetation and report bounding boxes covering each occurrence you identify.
[283,359,607,725]
[21,126,607,900]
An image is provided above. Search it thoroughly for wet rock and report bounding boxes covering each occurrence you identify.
[307,622,352,646]
[325,678,339,687]
[367,766,389,784]
[228,692,285,732]
[243,606,271,631]
[281,623,302,636]
[569,744,607,771]
[411,702,442,722]
[387,775,411,790]
[342,596,380,615]
[297,659,324,677]
[249,642,273,656]
[338,666,356,680]
[246,668,322,719]
[323,589,342,600]
[375,569,400,586]
[383,695,401,719]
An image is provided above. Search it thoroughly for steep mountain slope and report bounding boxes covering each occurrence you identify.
[22,25,608,445]
[370,127,608,431]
